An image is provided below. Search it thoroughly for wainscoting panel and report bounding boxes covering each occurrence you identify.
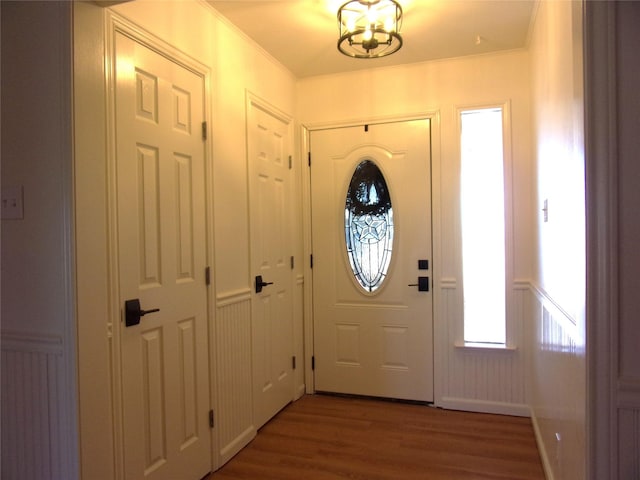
[214,290,256,466]
[618,406,640,480]
[1,332,69,480]
[437,280,528,416]
[528,285,586,480]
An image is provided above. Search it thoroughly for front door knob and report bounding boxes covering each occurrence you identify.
[408,276,429,292]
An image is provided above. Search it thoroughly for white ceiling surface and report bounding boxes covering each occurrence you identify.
[206,0,537,78]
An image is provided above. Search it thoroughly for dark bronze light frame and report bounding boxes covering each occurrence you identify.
[337,0,403,59]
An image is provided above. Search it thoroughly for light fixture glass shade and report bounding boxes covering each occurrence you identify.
[337,0,403,58]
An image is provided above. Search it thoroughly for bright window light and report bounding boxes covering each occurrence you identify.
[460,108,506,345]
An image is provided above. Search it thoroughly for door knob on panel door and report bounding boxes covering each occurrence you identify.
[124,298,160,327]
[255,275,274,293]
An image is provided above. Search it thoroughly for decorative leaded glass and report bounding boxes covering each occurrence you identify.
[345,160,394,292]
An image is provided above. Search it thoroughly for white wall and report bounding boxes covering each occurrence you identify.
[1,2,73,343]
[1,2,78,478]
[297,51,533,414]
[74,1,299,477]
[528,1,586,479]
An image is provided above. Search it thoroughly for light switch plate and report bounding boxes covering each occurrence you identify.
[2,186,24,220]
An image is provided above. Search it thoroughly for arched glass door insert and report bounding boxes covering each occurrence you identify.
[345,159,394,292]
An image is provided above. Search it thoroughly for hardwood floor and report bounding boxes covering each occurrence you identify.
[209,394,545,480]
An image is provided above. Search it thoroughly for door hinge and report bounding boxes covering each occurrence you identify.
[290,256,294,270]
[308,152,311,167]
[288,155,292,170]
[310,254,313,269]
[311,356,315,371]
[209,409,214,428]
[292,355,296,370]
[205,266,211,285]
[364,124,369,132]
[202,121,207,140]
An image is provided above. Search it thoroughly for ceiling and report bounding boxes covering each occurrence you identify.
[206,0,538,78]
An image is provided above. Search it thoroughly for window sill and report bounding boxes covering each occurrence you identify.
[454,342,517,353]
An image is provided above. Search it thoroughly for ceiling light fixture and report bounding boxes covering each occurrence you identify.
[337,0,403,59]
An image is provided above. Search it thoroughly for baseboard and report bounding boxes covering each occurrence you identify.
[295,383,306,401]
[438,396,531,417]
[218,425,256,467]
[530,408,554,480]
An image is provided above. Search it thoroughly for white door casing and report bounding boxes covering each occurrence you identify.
[115,32,211,480]
[247,95,295,429]
[310,120,434,402]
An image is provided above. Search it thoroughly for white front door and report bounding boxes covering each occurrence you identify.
[310,120,433,402]
[115,32,211,480]
[247,97,294,428]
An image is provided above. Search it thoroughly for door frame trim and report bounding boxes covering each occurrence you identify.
[300,111,442,403]
[102,11,217,477]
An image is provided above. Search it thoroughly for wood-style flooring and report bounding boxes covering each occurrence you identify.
[209,394,545,480]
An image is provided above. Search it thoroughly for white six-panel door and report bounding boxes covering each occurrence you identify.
[247,97,295,429]
[310,120,434,402]
[115,32,211,480]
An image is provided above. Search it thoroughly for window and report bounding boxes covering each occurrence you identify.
[345,160,394,293]
[460,108,507,345]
